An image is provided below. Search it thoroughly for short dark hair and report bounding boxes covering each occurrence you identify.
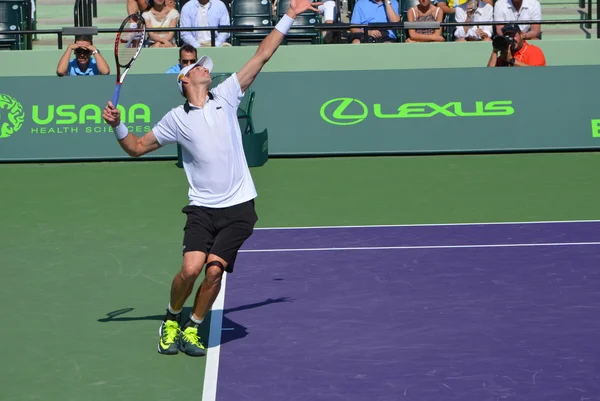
[74,34,93,43]
[179,44,197,59]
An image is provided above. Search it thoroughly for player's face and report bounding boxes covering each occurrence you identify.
[188,65,212,85]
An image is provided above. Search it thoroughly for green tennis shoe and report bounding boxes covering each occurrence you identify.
[179,326,206,357]
[158,320,181,355]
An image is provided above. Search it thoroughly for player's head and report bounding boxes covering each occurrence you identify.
[177,55,213,98]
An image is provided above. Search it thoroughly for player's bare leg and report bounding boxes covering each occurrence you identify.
[179,254,227,357]
[157,251,206,355]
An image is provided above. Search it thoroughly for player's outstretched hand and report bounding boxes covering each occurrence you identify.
[289,0,322,15]
[102,101,121,128]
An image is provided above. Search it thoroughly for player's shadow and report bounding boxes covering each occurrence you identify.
[97,297,293,347]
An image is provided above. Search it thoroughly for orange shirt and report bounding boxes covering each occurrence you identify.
[496,41,546,67]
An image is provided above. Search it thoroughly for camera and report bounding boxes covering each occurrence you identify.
[492,34,514,52]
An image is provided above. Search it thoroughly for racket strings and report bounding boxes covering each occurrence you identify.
[116,17,145,67]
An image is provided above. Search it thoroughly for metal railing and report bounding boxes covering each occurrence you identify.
[1,18,600,50]
[74,0,96,27]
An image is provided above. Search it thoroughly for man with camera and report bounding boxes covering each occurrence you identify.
[487,24,546,67]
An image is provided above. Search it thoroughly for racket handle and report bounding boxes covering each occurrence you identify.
[111,84,122,107]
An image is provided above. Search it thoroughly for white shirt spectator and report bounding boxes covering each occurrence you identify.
[454,0,493,40]
[493,0,542,34]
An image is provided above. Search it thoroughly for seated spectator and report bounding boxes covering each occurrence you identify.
[493,0,541,40]
[180,0,232,48]
[487,23,546,67]
[436,0,492,18]
[406,0,444,43]
[55,35,110,77]
[142,0,180,47]
[165,44,198,73]
[454,0,493,41]
[348,0,401,44]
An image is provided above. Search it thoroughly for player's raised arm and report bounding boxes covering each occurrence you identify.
[102,101,162,158]
[236,0,321,93]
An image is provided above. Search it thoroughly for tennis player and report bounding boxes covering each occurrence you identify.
[102,0,321,356]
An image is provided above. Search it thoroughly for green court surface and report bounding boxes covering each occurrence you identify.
[2,152,600,401]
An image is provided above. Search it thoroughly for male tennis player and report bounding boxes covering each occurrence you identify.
[102,0,321,357]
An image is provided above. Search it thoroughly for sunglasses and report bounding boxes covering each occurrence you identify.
[180,58,197,65]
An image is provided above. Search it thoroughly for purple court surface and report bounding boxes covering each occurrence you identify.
[206,221,600,401]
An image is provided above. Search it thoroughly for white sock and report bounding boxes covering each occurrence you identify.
[168,304,182,315]
[190,314,204,325]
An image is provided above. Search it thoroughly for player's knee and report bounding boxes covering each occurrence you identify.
[180,262,203,282]
[205,261,225,286]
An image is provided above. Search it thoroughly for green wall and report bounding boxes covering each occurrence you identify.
[1,39,600,77]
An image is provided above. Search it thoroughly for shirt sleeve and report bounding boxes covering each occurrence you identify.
[529,0,542,20]
[215,3,231,46]
[212,73,244,108]
[152,109,180,145]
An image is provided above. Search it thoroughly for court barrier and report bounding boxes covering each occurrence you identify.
[1,65,600,164]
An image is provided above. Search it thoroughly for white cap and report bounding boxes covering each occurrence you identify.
[176,55,214,96]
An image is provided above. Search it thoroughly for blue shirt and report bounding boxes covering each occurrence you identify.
[179,0,231,47]
[166,64,182,74]
[68,58,100,76]
[350,0,401,39]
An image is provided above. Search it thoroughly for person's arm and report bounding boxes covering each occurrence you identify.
[87,45,110,75]
[236,0,321,93]
[102,101,163,157]
[522,1,541,39]
[215,3,231,46]
[180,3,201,48]
[487,50,498,67]
[384,0,400,22]
[493,2,505,36]
[56,44,76,76]
[437,1,454,15]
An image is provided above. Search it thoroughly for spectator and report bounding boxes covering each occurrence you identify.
[487,23,546,67]
[142,0,180,47]
[493,0,541,39]
[454,0,493,41]
[436,0,492,19]
[180,0,232,47]
[405,0,444,43]
[166,44,198,73]
[55,35,110,77]
[348,0,401,44]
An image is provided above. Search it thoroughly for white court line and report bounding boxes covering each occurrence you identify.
[254,219,600,231]
[201,272,227,401]
[239,241,600,253]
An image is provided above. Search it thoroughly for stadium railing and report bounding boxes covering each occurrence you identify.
[1,18,600,50]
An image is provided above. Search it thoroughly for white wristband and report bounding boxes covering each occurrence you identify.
[113,121,129,140]
[275,14,295,35]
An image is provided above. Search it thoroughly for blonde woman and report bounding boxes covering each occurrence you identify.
[142,0,180,48]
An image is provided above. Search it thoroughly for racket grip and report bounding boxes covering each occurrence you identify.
[111,84,122,107]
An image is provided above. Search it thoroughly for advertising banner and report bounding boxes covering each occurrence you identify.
[1,65,600,161]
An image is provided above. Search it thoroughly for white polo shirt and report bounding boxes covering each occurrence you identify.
[152,73,257,208]
[493,0,542,33]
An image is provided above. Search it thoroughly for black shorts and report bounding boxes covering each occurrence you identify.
[181,199,258,273]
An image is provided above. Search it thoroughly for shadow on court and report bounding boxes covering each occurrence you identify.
[97,297,293,347]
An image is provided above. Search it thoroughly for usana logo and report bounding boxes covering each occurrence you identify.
[0,94,25,138]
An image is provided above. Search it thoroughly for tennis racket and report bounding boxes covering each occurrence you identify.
[111,13,146,107]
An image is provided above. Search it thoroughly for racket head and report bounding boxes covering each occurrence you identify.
[114,13,146,72]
